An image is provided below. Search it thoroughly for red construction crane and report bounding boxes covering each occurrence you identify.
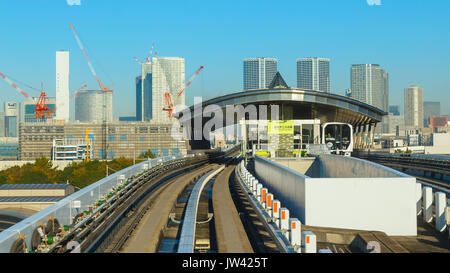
[163,65,204,118]
[134,43,155,65]
[69,24,113,93]
[0,72,87,119]
[35,83,53,119]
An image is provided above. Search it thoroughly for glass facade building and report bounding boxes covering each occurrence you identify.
[243,57,278,90]
[23,98,56,123]
[136,63,152,122]
[389,105,400,116]
[350,64,389,133]
[136,58,185,124]
[423,101,440,127]
[350,64,385,110]
[296,57,330,92]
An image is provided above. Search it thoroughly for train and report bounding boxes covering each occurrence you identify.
[322,122,353,156]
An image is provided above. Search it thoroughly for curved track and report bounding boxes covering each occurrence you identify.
[121,164,217,253]
[212,163,253,253]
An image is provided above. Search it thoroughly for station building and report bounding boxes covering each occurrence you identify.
[176,73,387,156]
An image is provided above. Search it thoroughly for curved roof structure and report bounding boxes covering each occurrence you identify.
[176,88,387,126]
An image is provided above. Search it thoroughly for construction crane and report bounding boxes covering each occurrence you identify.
[70,23,113,161]
[0,72,86,120]
[133,43,155,65]
[85,126,91,162]
[163,65,204,118]
[35,83,53,119]
[69,24,113,94]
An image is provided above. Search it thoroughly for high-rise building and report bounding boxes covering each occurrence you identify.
[423,101,440,127]
[243,57,278,90]
[136,63,152,122]
[75,90,113,123]
[297,57,330,92]
[56,51,70,121]
[4,102,19,137]
[351,64,388,133]
[0,112,5,137]
[381,69,389,113]
[136,57,185,124]
[388,114,405,136]
[389,105,400,116]
[350,64,385,110]
[404,85,423,129]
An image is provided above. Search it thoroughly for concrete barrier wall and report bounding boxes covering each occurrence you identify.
[254,155,417,236]
[254,156,307,222]
[317,154,409,178]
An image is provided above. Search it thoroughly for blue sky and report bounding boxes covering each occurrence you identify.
[0,0,449,118]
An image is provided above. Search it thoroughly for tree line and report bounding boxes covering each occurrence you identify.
[0,150,156,189]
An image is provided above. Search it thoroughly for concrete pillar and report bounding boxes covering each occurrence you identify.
[435,192,447,232]
[252,178,258,195]
[313,123,320,144]
[371,123,376,149]
[364,125,368,149]
[367,124,373,149]
[289,218,301,253]
[416,183,422,215]
[302,231,317,253]
[273,200,281,227]
[423,187,433,223]
[261,188,268,209]
[280,208,290,241]
[256,184,263,202]
[359,125,364,149]
[266,193,273,217]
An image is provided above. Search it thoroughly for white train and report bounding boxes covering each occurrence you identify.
[322,122,353,156]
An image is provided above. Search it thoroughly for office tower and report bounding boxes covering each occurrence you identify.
[136,57,185,124]
[243,57,278,90]
[423,101,440,127]
[297,57,330,92]
[389,105,400,116]
[75,90,113,123]
[351,64,388,133]
[350,64,385,110]
[381,69,389,113]
[56,51,70,121]
[404,85,423,129]
[4,102,19,137]
[0,112,5,137]
[388,114,406,136]
[136,63,152,121]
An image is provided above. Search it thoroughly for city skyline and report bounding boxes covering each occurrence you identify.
[0,0,449,118]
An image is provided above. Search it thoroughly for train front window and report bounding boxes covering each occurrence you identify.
[325,125,339,150]
[324,124,352,150]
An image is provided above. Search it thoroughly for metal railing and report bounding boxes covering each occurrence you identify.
[0,154,194,253]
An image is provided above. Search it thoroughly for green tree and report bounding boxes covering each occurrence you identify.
[140,150,156,159]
